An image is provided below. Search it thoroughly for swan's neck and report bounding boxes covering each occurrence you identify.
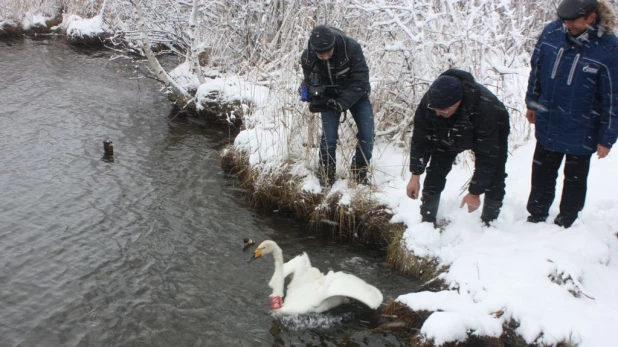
[269,245,285,298]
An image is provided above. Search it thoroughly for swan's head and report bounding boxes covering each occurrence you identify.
[250,240,278,261]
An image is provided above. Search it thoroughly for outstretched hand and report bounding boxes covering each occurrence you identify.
[460,193,480,213]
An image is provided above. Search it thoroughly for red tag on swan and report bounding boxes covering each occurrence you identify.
[269,295,283,309]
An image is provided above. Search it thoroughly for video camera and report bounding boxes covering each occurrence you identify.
[307,73,339,113]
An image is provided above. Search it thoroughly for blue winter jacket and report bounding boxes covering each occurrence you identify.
[526,19,618,155]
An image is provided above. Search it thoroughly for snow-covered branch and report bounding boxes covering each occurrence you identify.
[130,0,190,101]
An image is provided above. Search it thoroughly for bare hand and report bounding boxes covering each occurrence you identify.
[406,176,421,199]
[597,144,611,159]
[460,193,480,213]
[525,109,537,124]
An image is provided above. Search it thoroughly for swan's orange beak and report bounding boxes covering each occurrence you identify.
[248,247,264,263]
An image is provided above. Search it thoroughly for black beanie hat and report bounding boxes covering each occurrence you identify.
[557,0,598,20]
[310,25,336,53]
[428,76,463,109]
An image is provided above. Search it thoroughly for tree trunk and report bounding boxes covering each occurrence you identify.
[189,0,206,85]
[130,0,191,104]
[100,0,108,22]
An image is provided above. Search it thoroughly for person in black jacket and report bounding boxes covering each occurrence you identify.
[300,25,374,186]
[406,69,510,227]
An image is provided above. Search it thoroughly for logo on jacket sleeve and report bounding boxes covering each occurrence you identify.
[582,66,598,74]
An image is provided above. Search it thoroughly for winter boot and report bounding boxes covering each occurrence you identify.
[481,198,503,226]
[420,194,441,226]
[318,163,336,187]
[526,215,547,224]
[554,213,577,228]
[352,166,370,185]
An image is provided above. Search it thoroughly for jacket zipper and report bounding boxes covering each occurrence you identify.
[326,60,334,85]
[551,48,564,79]
[335,67,349,76]
[567,54,580,85]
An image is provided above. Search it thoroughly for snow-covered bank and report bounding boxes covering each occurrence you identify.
[202,73,618,346]
[5,0,618,345]
[390,140,618,346]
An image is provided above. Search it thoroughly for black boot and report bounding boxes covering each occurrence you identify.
[527,215,547,223]
[420,194,440,226]
[554,213,577,228]
[350,160,371,186]
[318,163,336,187]
[481,198,503,226]
[352,167,370,185]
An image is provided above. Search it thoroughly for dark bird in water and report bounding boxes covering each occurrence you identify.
[242,238,256,252]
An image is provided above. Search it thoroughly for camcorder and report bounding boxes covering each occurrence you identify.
[307,73,339,113]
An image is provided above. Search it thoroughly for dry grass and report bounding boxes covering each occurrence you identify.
[220,145,405,248]
[308,190,394,245]
[0,20,60,39]
[219,145,250,179]
[0,22,23,39]
[251,170,323,217]
[387,227,446,282]
[19,13,62,35]
[197,97,246,127]
[378,300,431,336]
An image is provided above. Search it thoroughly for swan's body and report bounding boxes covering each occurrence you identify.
[252,240,383,315]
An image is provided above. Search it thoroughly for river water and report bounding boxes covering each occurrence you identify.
[0,39,419,347]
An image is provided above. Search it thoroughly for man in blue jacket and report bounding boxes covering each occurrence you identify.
[300,25,374,187]
[525,0,618,228]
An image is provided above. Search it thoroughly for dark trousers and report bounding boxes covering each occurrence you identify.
[526,143,592,221]
[420,149,458,223]
[320,96,374,172]
[421,135,508,224]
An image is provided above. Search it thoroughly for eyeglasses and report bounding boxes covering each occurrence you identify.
[427,104,449,112]
[427,104,454,117]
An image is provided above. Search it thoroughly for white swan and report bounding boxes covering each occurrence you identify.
[250,240,384,315]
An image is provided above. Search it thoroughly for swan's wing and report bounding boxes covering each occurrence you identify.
[322,271,383,309]
[282,252,312,278]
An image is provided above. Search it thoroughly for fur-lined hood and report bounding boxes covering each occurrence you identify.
[596,0,616,35]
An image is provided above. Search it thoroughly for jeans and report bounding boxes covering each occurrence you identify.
[526,143,592,222]
[319,95,374,171]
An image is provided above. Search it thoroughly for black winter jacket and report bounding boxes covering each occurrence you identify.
[300,27,371,110]
[410,69,510,195]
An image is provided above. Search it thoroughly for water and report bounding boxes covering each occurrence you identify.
[0,38,419,346]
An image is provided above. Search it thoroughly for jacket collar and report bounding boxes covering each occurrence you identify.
[562,17,601,47]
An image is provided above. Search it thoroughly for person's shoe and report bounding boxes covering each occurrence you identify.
[318,164,336,188]
[554,214,576,228]
[481,198,502,227]
[318,171,336,187]
[353,168,370,185]
[481,218,493,227]
[527,215,546,224]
